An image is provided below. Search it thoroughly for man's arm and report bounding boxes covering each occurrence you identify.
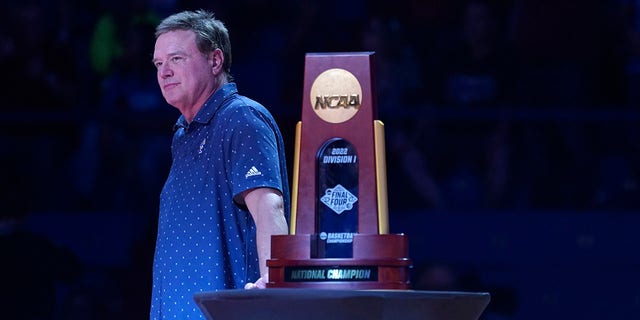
[242,187,288,289]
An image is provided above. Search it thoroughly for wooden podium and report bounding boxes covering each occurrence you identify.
[266,52,412,289]
[194,289,491,320]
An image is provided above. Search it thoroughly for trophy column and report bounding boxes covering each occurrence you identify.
[267,52,412,290]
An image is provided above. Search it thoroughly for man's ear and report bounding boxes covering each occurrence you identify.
[210,48,224,73]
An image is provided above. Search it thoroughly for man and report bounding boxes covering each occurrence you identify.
[150,10,290,319]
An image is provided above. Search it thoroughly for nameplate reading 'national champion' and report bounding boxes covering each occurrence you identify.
[285,266,378,282]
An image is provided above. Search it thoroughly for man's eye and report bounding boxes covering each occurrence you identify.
[171,56,183,63]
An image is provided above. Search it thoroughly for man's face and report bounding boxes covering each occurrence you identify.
[153,30,217,113]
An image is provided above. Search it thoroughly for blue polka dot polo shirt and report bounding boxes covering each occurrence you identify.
[150,83,290,319]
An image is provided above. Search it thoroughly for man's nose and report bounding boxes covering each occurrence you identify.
[159,63,173,78]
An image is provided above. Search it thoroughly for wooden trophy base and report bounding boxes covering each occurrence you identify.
[267,233,412,290]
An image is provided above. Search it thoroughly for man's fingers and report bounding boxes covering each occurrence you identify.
[244,277,266,289]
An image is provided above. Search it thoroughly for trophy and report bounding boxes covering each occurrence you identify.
[267,52,412,289]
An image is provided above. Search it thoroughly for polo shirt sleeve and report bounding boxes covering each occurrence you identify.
[225,106,285,203]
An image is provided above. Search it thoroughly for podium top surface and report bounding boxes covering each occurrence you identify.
[306,51,375,57]
[194,289,490,320]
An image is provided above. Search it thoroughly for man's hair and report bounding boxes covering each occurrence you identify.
[155,9,233,80]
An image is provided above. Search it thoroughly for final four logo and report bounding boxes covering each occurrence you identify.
[320,184,358,214]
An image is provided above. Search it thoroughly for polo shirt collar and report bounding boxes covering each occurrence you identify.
[193,82,238,125]
[172,83,238,131]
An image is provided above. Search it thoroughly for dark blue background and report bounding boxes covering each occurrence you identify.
[1,0,639,319]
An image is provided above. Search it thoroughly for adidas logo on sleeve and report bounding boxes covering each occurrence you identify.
[245,166,263,178]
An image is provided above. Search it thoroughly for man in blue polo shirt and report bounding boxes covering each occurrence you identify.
[150,10,290,319]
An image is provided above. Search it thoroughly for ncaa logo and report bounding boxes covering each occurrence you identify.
[310,68,363,124]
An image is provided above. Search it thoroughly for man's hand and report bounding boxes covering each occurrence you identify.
[244,277,267,289]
